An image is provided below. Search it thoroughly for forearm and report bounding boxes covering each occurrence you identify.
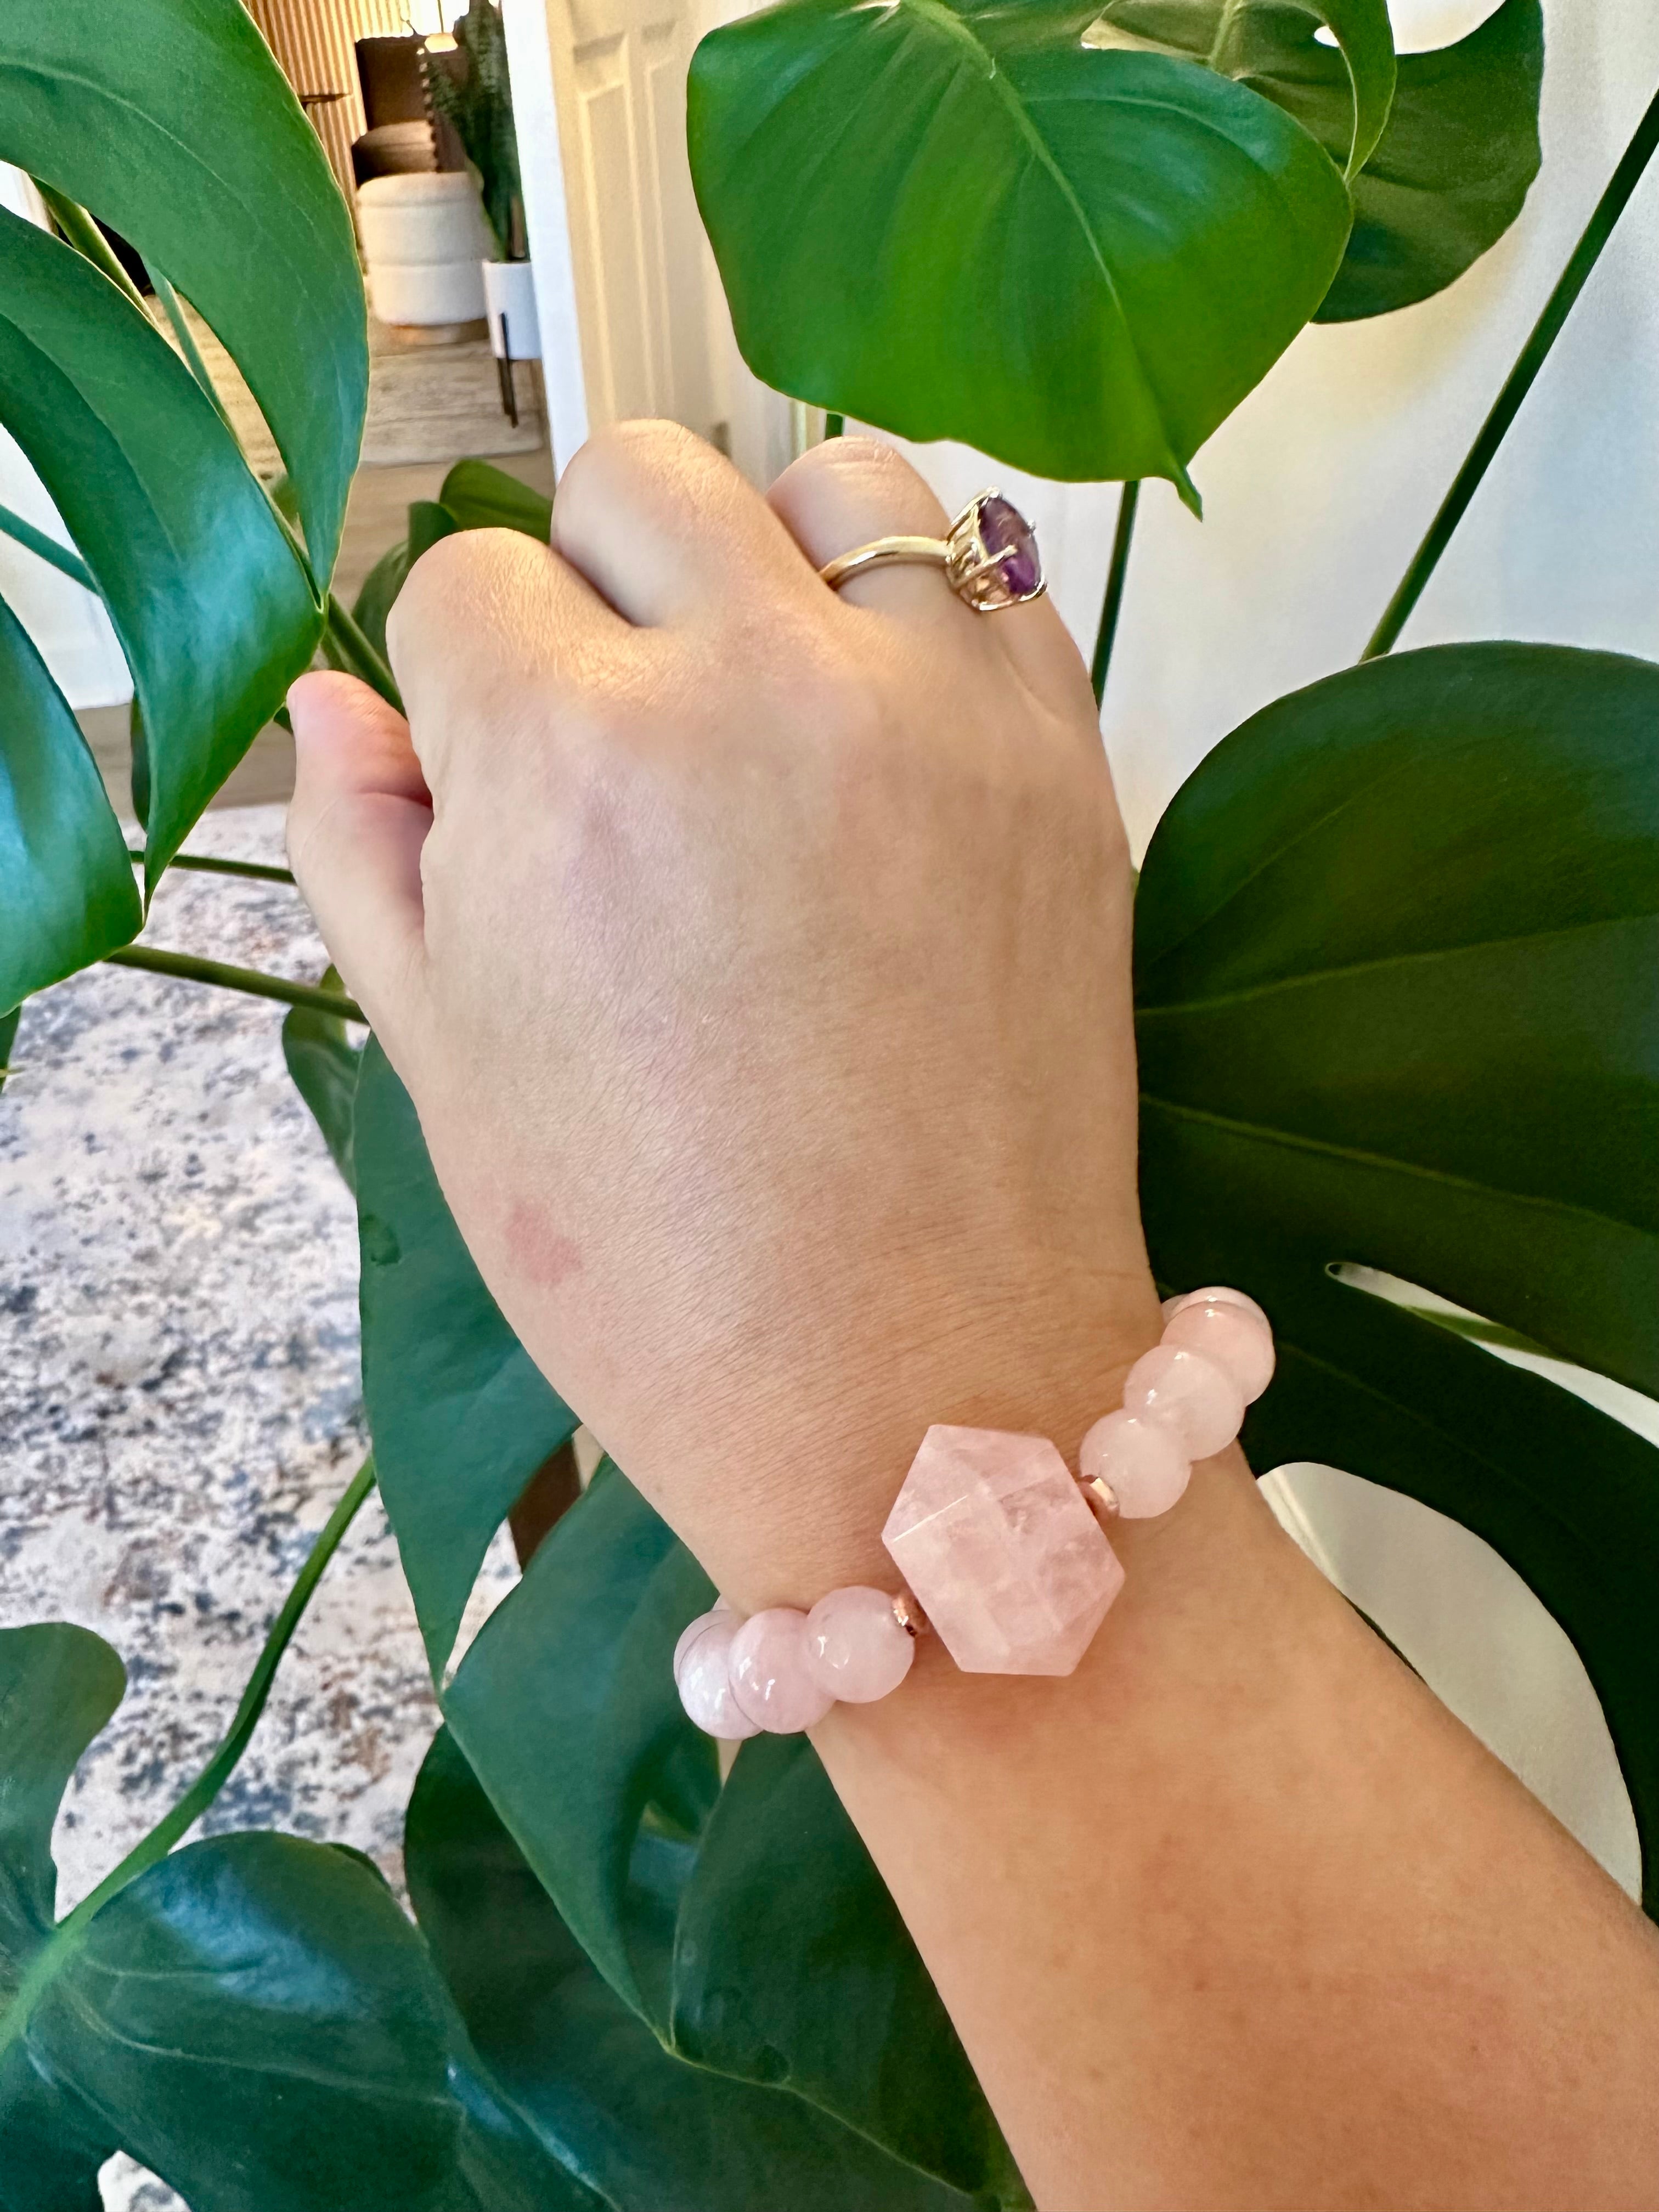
[809,1446,1659,2209]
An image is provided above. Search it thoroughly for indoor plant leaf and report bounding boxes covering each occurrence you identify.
[0,211,321,890]
[688,1,1353,497]
[1311,0,1543,321]
[355,1038,579,1677]
[1133,639,1659,1903]
[408,1725,989,2211]
[0,0,368,580]
[443,1468,1028,2205]
[349,499,462,665]
[281,966,363,1193]
[439,458,553,541]
[0,1626,586,2209]
[0,595,141,1009]
[1092,0,1396,180]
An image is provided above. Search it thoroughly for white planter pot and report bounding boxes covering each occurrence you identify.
[483,258,541,360]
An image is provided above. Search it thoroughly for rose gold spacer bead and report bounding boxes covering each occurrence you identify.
[1081,1474,1121,1528]
[891,1589,931,1639]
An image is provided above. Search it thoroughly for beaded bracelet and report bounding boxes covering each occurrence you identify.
[674,1286,1273,1740]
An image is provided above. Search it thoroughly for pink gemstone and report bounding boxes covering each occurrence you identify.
[728,1608,838,1733]
[1170,1284,1271,1337]
[674,1614,759,1741]
[1123,1343,1244,1459]
[882,1426,1124,1675]
[1079,1409,1190,1519]
[673,1604,732,1679]
[1162,1299,1274,1403]
[803,1585,915,1704]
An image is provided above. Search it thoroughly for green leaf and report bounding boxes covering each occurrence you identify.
[1133,640,1659,1906]
[0,0,368,579]
[0,212,321,889]
[439,459,552,540]
[0,596,140,1008]
[1314,0,1543,321]
[355,1039,579,1677]
[281,966,363,1193]
[1092,0,1396,180]
[688,4,1352,497]
[444,1468,1028,2205]
[351,500,462,665]
[409,1726,987,2211]
[0,1003,18,1094]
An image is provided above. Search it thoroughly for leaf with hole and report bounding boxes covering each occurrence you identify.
[0,0,367,579]
[1133,640,1659,1909]
[0,211,320,891]
[443,1465,1029,2205]
[689,0,1353,496]
[355,1039,579,1677]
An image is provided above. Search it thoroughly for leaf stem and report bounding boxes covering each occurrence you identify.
[1362,82,1659,660]
[325,590,404,711]
[127,847,297,887]
[0,1457,377,2061]
[823,411,845,439]
[101,944,364,1023]
[1091,480,1139,707]
[146,265,236,437]
[32,183,149,313]
[0,501,97,592]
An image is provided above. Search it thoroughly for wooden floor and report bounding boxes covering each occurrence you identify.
[79,445,556,816]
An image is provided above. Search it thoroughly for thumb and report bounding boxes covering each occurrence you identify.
[286,670,431,1056]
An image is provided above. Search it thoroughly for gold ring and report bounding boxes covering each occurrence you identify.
[818,489,1045,613]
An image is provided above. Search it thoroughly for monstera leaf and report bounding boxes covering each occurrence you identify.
[1133,641,1659,1908]
[437,1466,1029,2207]
[0,0,364,996]
[408,1725,996,2210]
[355,1041,579,1677]
[0,1624,595,2210]
[1080,0,1541,320]
[689,0,1354,497]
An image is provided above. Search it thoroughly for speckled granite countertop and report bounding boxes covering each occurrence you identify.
[0,805,516,2211]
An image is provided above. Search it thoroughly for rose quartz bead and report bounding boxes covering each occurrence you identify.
[1168,1284,1271,1338]
[673,1613,759,1741]
[1079,1409,1190,1519]
[673,1603,733,1680]
[728,1608,838,1733]
[883,1426,1124,1675]
[1163,1298,1275,1403]
[1122,1342,1244,1459]
[803,1585,915,1704]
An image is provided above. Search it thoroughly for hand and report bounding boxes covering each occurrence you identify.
[287,426,1160,1606]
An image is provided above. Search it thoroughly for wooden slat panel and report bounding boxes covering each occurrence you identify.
[241,0,410,208]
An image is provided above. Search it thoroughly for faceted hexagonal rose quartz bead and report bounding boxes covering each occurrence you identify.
[673,1609,758,1741]
[1162,1297,1275,1403]
[882,1426,1123,1675]
[803,1585,916,1704]
[1078,1410,1190,1519]
[728,1608,838,1733]
[1122,1342,1244,1460]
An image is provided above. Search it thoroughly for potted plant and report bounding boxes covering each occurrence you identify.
[425,0,538,419]
[0,0,1654,2199]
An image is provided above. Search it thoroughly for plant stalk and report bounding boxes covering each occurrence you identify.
[325,591,404,712]
[147,265,236,436]
[126,847,296,887]
[0,502,97,592]
[1362,82,1659,660]
[32,183,149,313]
[1091,480,1140,706]
[102,944,363,1024]
[823,411,845,439]
[0,1457,377,2062]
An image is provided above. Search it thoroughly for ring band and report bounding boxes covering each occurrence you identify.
[818,490,1045,614]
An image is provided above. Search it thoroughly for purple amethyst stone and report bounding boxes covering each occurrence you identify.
[976,493,1042,599]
